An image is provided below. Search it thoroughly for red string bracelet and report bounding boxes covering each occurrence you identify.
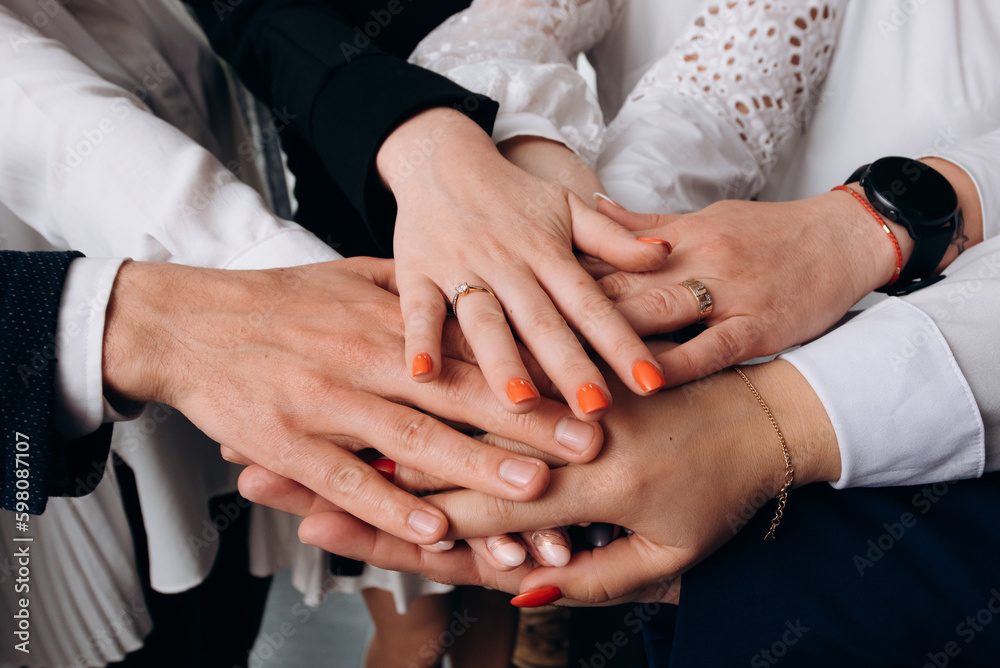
[831,185,902,290]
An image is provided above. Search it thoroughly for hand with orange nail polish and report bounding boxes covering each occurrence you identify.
[592,193,947,391]
[377,110,671,420]
[268,352,837,608]
[108,256,614,548]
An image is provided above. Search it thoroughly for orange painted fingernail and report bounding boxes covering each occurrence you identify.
[511,586,563,608]
[506,378,538,405]
[632,360,665,393]
[638,238,673,253]
[372,458,396,483]
[411,353,433,377]
[576,384,609,414]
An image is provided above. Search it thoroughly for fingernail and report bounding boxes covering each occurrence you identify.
[594,192,623,209]
[531,530,572,567]
[632,360,665,393]
[638,238,673,253]
[506,378,538,405]
[538,542,571,567]
[511,585,563,608]
[624,528,634,536]
[423,540,455,553]
[499,459,539,488]
[555,418,596,453]
[411,353,433,377]
[576,384,609,414]
[372,458,396,483]
[587,522,616,547]
[408,509,443,538]
[488,537,527,567]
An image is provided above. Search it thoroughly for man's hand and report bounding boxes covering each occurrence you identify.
[101,257,603,544]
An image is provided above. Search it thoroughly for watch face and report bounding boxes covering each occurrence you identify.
[865,156,958,228]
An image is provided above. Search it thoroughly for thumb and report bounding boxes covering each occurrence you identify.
[594,194,682,232]
[517,536,685,605]
[571,194,671,274]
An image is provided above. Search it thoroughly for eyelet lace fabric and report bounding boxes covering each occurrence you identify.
[620,0,845,182]
[412,0,844,207]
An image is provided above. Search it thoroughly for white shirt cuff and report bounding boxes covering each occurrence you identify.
[222,227,342,270]
[492,112,573,152]
[54,257,129,439]
[924,129,1000,242]
[780,298,985,488]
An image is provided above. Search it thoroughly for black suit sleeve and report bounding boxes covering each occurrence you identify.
[189,0,498,238]
[1,251,112,515]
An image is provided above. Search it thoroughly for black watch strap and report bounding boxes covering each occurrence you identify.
[845,161,956,296]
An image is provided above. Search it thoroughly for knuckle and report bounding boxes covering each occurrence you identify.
[576,292,617,333]
[598,272,635,300]
[465,305,509,334]
[640,287,685,320]
[322,462,367,498]
[522,307,570,339]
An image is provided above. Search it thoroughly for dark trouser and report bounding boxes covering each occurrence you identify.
[109,456,272,668]
[643,472,1000,667]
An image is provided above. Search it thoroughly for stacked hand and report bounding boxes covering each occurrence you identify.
[378,109,673,419]
[101,257,605,545]
[238,354,842,606]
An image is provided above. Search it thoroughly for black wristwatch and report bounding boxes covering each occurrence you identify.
[845,156,959,296]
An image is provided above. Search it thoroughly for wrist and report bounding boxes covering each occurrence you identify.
[736,361,841,488]
[102,262,237,409]
[497,135,605,203]
[102,260,162,407]
[376,107,499,195]
[919,157,982,271]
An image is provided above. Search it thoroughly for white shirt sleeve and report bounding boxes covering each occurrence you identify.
[0,7,340,271]
[924,126,1000,242]
[599,0,846,213]
[0,9,344,437]
[781,236,1000,488]
[410,0,625,166]
[54,257,130,439]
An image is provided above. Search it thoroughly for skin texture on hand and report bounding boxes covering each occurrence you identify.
[101,257,604,544]
[497,135,606,204]
[377,108,671,420]
[240,355,840,605]
[588,157,985,389]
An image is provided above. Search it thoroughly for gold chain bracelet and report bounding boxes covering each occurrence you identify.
[733,367,795,541]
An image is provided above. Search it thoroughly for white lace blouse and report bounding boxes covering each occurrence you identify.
[412,0,845,212]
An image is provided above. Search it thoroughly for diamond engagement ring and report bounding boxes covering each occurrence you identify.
[451,282,495,315]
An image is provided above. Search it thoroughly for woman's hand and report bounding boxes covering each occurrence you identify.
[377,109,672,419]
[590,156,984,388]
[241,355,842,605]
